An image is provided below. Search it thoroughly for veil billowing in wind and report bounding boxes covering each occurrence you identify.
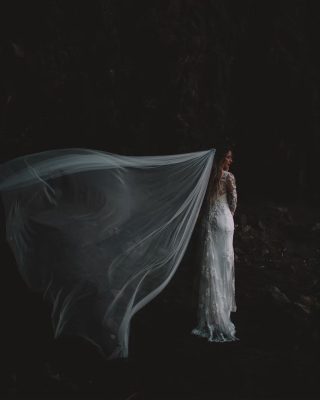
[0,148,215,359]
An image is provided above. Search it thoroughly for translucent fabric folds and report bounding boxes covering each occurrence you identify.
[0,148,214,359]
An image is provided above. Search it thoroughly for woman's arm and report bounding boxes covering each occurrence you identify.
[226,172,237,216]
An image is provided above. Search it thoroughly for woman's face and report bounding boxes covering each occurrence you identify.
[222,150,233,171]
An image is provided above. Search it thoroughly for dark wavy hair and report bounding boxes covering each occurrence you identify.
[208,145,233,201]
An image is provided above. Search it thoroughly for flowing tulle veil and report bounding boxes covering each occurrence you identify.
[0,148,215,359]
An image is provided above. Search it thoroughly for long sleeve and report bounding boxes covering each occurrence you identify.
[226,172,237,215]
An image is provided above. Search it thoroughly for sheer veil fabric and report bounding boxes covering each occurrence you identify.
[0,148,215,359]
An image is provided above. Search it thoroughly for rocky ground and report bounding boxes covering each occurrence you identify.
[1,200,320,399]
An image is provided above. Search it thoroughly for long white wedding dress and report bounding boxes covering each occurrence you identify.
[192,170,239,342]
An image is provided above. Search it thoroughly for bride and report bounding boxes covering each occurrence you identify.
[192,147,239,342]
[0,146,238,359]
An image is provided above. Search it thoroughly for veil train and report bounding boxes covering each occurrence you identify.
[0,148,215,359]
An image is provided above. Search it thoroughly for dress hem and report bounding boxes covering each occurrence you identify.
[191,328,240,343]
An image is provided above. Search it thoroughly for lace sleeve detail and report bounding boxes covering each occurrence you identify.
[226,172,237,215]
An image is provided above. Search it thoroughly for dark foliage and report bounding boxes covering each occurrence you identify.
[0,0,320,200]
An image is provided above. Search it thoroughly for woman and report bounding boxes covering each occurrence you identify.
[192,147,239,342]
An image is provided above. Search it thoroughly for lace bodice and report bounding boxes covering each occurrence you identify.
[213,171,237,215]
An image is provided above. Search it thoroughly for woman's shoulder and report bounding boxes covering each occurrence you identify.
[224,171,236,185]
[223,170,235,179]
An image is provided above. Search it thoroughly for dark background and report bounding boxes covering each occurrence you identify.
[1,0,320,201]
[1,1,320,399]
